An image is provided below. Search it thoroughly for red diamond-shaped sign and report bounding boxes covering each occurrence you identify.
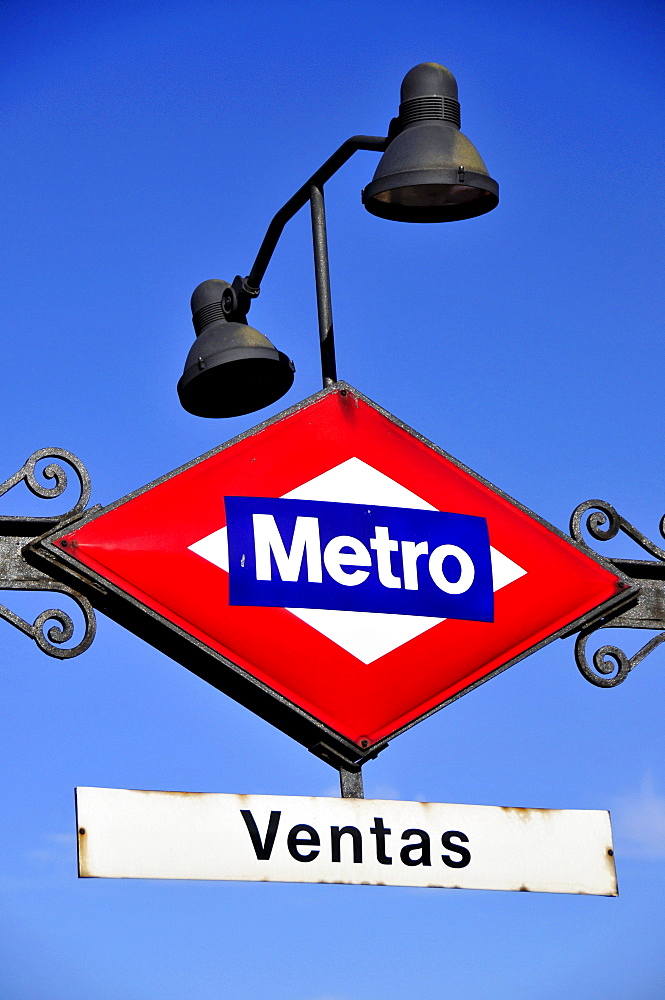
[40,384,633,765]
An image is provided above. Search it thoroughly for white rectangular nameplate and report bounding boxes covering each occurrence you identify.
[76,788,617,896]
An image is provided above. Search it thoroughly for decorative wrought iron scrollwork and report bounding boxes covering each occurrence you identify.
[570,499,665,561]
[0,447,91,517]
[0,449,95,658]
[569,500,665,687]
[0,589,96,659]
[575,627,665,688]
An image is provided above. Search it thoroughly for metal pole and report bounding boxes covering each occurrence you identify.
[339,766,364,798]
[309,183,336,386]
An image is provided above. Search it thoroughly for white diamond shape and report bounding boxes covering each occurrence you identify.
[189,457,526,664]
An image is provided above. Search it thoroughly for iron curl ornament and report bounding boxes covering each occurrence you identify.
[569,499,665,687]
[570,498,665,562]
[0,448,96,658]
[0,447,91,514]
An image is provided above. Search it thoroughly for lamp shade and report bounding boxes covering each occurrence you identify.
[178,279,295,418]
[363,63,499,222]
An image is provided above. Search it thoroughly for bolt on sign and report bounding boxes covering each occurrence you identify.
[34,384,634,770]
[75,787,618,896]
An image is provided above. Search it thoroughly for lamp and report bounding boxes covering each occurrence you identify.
[177,279,295,418]
[179,63,498,417]
[363,63,499,222]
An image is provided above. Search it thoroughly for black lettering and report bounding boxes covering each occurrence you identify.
[369,817,392,865]
[287,823,320,862]
[331,825,362,863]
[400,828,432,866]
[240,810,281,860]
[441,830,471,868]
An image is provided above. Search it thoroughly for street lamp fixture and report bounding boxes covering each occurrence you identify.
[177,62,499,419]
[177,279,296,418]
[363,62,498,222]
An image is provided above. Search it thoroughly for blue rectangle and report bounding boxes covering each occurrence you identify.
[224,497,493,622]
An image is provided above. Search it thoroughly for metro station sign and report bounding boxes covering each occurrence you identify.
[76,786,618,896]
[34,384,635,769]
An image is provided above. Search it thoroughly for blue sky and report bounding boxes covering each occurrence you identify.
[1,1,664,997]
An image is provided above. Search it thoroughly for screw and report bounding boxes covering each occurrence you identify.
[608,848,614,856]
[79,828,86,835]
[60,539,68,547]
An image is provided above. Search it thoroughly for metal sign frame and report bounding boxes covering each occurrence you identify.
[27,383,637,771]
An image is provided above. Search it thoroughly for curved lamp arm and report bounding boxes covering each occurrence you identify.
[223,135,388,387]
[244,135,388,293]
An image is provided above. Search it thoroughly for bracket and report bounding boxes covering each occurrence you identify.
[570,499,665,687]
[0,449,96,657]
